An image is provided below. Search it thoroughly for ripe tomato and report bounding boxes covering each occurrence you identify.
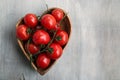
[36,54,50,69]
[52,8,64,22]
[24,13,38,28]
[33,30,50,45]
[55,30,68,46]
[47,43,63,60]
[41,14,56,30]
[27,43,39,54]
[16,25,30,40]
[53,23,61,31]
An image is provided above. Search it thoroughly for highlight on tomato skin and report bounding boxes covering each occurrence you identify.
[55,30,68,46]
[32,30,51,45]
[24,13,38,28]
[53,22,61,31]
[16,7,70,71]
[47,43,63,60]
[27,43,39,54]
[41,14,56,30]
[36,54,51,69]
[16,25,30,40]
[52,8,64,22]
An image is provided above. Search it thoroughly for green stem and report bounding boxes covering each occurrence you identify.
[27,28,33,34]
[46,30,57,49]
[33,30,57,57]
[33,49,46,57]
[32,11,68,57]
[46,4,49,12]
[55,36,62,41]
[37,16,41,20]
[26,38,33,63]
[59,12,68,26]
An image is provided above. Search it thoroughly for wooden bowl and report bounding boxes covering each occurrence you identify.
[16,8,71,75]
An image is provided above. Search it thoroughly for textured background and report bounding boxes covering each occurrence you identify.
[0,0,120,80]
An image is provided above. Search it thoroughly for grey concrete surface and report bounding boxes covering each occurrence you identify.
[0,0,120,80]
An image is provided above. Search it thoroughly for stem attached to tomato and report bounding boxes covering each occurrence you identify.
[26,38,33,63]
[46,4,49,12]
[55,36,62,41]
[59,12,68,26]
[46,13,68,47]
[33,30,57,57]
[27,28,33,34]
[46,30,57,49]
[33,12,68,57]
[47,48,53,53]
[37,16,41,20]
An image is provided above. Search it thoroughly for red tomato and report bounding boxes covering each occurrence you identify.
[53,23,61,31]
[27,43,39,54]
[33,30,50,45]
[55,30,68,46]
[36,54,50,69]
[24,13,38,28]
[16,25,30,40]
[52,8,64,22]
[47,43,63,60]
[41,14,56,30]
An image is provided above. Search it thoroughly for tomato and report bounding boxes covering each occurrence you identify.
[36,54,50,69]
[47,43,63,60]
[33,30,50,45]
[41,14,56,30]
[24,13,38,28]
[52,8,64,22]
[27,43,39,54]
[16,25,30,40]
[55,30,68,46]
[53,23,61,31]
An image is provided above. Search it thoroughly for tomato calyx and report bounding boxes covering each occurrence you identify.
[32,30,57,57]
[27,28,32,34]
[55,36,62,41]
[47,48,53,53]
[21,9,68,65]
[40,44,46,49]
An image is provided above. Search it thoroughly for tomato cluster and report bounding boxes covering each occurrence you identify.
[16,8,68,69]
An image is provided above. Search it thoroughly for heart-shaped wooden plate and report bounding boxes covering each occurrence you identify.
[16,8,71,75]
